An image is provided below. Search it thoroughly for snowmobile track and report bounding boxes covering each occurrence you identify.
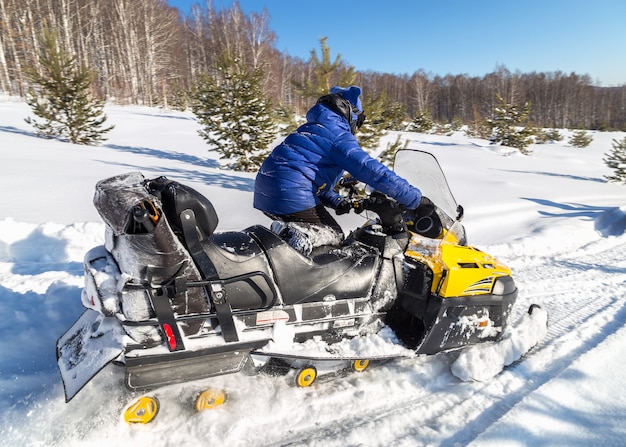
[268,295,626,447]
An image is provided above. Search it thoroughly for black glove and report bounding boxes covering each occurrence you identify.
[335,200,352,215]
[415,196,435,216]
[412,196,442,238]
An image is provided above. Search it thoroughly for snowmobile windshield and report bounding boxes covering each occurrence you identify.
[393,149,459,224]
[441,220,466,245]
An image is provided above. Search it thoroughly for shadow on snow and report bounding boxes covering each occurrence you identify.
[498,169,605,184]
[521,198,626,237]
[0,125,36,138]
[105,143,220,169]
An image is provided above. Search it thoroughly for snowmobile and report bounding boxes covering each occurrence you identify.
[57,149,530,423]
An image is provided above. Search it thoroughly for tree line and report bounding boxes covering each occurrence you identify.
[1,0,625,130]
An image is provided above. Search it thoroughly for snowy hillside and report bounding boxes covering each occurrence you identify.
[0,97,625,446]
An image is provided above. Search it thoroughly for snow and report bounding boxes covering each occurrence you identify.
[261,325,415,359]
[451,306,549,382]
[1,95,625,446]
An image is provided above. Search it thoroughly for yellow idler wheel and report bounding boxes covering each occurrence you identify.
[123,396,159,424]
[295,366,317,387]
[352,359,370,372]
[195,388,226,412]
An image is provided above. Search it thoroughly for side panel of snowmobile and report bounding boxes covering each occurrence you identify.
[406,240,514,298]
[404,207,515,301]
[415,276,517,354]
[395,238,517,354]
[437,244,513,297]
[236,297,372,329]
[124,340,268,391]
[56,309,126,402]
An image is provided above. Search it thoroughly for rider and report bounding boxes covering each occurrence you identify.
[253,85,432,255]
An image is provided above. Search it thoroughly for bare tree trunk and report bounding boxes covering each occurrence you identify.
[114,0,141,103]
[1,0,26,95]
[0,0,13,93]
[411,70,432,113]
[59,0,73,54]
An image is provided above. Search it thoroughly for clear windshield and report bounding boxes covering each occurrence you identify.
[442,220,467,245]
[393,149,459,223]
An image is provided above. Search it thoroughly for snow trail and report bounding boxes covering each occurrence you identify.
[1,214,623,446]
[262,224,626,446]
[1,99,625,446]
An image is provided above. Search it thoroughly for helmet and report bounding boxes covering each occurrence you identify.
[317,85,366,134]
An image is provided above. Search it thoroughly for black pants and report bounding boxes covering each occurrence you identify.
[265,205,344,237]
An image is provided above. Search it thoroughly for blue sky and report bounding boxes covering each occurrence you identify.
[167,0,626,87]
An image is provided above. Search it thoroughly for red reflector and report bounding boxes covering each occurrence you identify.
[163,323,177,350]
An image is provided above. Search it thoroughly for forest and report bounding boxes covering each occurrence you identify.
[1,0,625,130]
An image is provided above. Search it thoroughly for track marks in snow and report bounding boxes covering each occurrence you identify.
[269,228,626,446]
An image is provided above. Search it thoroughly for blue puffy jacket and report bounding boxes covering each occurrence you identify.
[253,103,422,215]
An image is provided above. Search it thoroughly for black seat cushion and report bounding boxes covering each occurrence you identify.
[146,176,219,239]
[245,225,379,305]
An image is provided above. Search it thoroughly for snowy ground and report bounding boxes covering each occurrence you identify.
[0,96,625,446]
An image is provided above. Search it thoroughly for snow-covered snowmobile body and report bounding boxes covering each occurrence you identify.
[57,150,517,403]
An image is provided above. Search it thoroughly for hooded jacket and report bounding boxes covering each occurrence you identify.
[253,97,422,216]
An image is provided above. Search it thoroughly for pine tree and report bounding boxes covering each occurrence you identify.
[535,128,563,144]
[465,115,492,139]
[292,37,357,100]
[381,101,408,131]
[568,130,593,148]
[167,80,190,111]
[378,134,409,167]
[604,137,626,183]
[274,103,298,134]
[352,91,408,152]
[407,109,435,133]
[486,94,535,154]
[25,24,113,145]
[450,116,464,131]
[191,52,276,172]
[356,92,388,150]
[293,38,402,153]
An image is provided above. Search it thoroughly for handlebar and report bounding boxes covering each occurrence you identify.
[343,192,444,238]
[348,193,406,234]
[336,178,446,238]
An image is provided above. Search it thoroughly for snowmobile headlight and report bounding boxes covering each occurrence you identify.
[492,276,516,297]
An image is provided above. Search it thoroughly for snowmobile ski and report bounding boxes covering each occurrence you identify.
[450,304,549,382]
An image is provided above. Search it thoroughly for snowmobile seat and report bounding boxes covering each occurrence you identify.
[198,231,278,310]
[245,225,379,305]
[146,176,219,239]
